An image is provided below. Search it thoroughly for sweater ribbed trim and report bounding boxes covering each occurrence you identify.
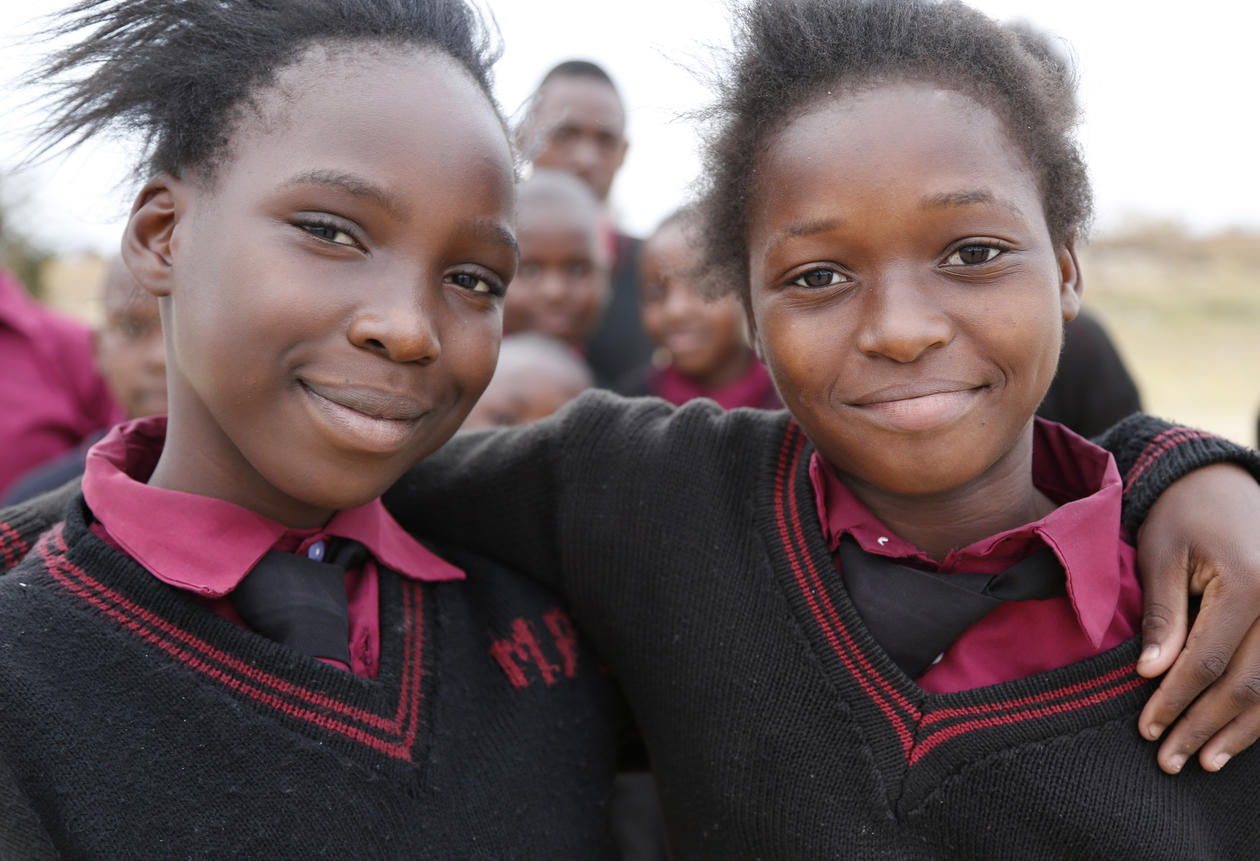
[769,422,1155,778]
[33,505,430,767]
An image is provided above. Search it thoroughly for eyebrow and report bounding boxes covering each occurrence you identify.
[466,218,520,258]
[920,189,1025,216]
[281,169,409,221]
[762,217,845,260]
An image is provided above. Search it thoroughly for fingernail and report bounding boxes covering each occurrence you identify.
[1140,644,1160,664]
[1147,723,1165,740]
[1212,753,1230,771]
[1167,754,1185,773]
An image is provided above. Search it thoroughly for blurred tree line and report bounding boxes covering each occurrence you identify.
[0,179,52,298]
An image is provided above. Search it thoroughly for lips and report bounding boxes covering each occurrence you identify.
[847,383,984,433]
[299,380,429,454]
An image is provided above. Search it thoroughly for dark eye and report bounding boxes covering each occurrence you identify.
[299,222,357,247]
[946,245,1001,265]
[791,268,844,289]
[565,260,594,279]
[449,271,500,296]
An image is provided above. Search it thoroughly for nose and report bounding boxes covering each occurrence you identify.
[855,270,953,363]
[347,282,441,364]
[659,280,699,323]
[537,269,571,305]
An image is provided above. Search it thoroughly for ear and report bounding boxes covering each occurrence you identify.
[1056,239,1083,323]
[121,175,186,299]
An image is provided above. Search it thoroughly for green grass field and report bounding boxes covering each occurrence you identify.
[1080,226,1260,448]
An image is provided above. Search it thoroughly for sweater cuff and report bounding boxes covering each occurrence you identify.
[0,478,80,572]
[1096,413,1260,538]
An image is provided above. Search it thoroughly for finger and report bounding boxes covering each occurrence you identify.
[1154,622,1260,774]
[1137,575,1255,744]
[1197,701,1260,773]
[1134,525,1191,679]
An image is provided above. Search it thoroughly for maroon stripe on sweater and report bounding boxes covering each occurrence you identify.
[774,424,920,755]
[909,676,1147,764]
[0,520,27,569]
[920,664,1143,727]
[39,525,426,761]
[1123,428,1213,493]
[776,426,1153,767]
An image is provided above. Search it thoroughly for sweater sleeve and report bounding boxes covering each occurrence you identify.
[385,390,666,592]
[1093,413,1260,539]
[0,479,79,574]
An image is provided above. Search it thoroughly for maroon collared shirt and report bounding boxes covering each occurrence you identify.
[810,418,1142,693]
[653,352,781,411]
[0,270,122,496]
[82,417,464,677]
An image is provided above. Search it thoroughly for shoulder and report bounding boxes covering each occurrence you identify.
[0,481,80,574]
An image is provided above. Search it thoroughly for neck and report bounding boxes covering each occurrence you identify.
[151,403,334,530]
[839,435,1055,561]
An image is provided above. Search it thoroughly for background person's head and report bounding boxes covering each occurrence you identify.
[37,0,517,527]
[95,256,166,420]
[461,333,593,431]
[516,60,628,203]
[506,169,610,349]
[638,208,750,390]
[696,0,1088,509]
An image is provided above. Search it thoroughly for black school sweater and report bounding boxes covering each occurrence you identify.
[0,493,626,860]
[383,392,1260,859]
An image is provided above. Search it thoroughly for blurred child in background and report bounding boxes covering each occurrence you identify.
[515,59,653,385]
[618,207,779,409]
[0,258,120,499]
[504,169,611,379]
[462,332,593,430]
[4,257,165,505]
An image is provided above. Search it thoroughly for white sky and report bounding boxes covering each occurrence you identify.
[2,0,1258,255]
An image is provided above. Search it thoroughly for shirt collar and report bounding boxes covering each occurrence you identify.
[82,416,464,597]
[809,417,1126,648]
[655,353,778,411]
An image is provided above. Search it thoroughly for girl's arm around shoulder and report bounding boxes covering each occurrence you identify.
[1095,412,1260,774]
[0,479,80,575]
[384,390,778,592]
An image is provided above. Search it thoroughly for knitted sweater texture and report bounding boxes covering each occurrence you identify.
[0,494,626,859]
[382,392,1260,860]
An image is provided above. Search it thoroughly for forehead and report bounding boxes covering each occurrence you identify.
[518,201,601,249]
[533,75,625,134]
[219,45,514,210]
[751,82,1043,242]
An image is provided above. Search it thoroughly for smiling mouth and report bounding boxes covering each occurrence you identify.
[300,381,428,454]
[848,386,984,433]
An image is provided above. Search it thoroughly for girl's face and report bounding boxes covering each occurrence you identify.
[746,81,1080,501]
[129,47,517,527]
[639,221,749,387]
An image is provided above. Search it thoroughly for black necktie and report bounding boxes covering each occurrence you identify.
[839,536,1066,678]
[233,538,368,666]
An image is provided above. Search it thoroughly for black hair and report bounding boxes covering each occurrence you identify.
[697,0,1092,303]
[29,0,504,183]
[538,59,619,94]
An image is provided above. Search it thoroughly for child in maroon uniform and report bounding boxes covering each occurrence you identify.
[384,0,1260,856]
[0,0,624,856]
[618,207,779,410]
[504,169,611,367]
[4,257,166,505]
